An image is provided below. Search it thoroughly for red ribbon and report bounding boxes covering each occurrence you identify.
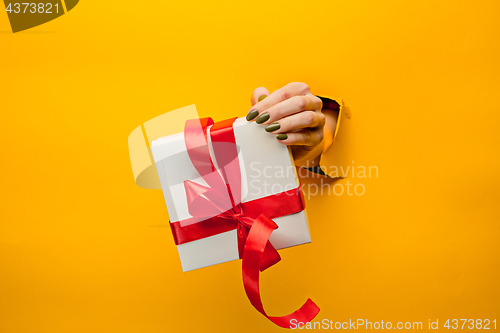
[243,215,321,328]
[174,116,320,328]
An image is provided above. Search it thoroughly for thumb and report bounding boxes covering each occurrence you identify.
[250,87,270,106]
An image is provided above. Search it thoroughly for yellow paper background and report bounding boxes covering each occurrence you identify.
[1,1,499,332]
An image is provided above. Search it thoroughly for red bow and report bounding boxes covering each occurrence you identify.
[172,116,319,328]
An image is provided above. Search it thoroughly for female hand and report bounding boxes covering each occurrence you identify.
[246,82,337,168]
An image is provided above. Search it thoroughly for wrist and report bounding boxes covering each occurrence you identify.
[293,146,322,167]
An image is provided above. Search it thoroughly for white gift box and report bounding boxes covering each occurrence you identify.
[151,117,311,272]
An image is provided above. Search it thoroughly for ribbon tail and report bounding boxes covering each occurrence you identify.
[242,214,320,329]
[260,241,280,272]
[237,223,281,272]
[237,224,248,260]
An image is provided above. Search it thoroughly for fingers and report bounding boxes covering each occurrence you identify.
[250,87,270,106]
[256,82,310,111]
[276,129,324,147]
[264,111,326,134]
[247,82,312,121]
[255,94,323,125]
[247,82,326,153]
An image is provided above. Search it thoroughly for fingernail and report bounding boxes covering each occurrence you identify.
[265,123,280,132]
[255,112,270,124]
[276,134,288,140]
[246,110,259,121]
[258,95,267,102]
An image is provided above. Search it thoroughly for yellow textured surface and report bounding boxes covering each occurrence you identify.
[1,0,499,332]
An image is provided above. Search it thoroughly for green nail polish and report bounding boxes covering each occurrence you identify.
[265,123,280,132]
[255,112,270,124]
[246,110,259,121]
[258,95,267,102]
[276,134,288,140]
